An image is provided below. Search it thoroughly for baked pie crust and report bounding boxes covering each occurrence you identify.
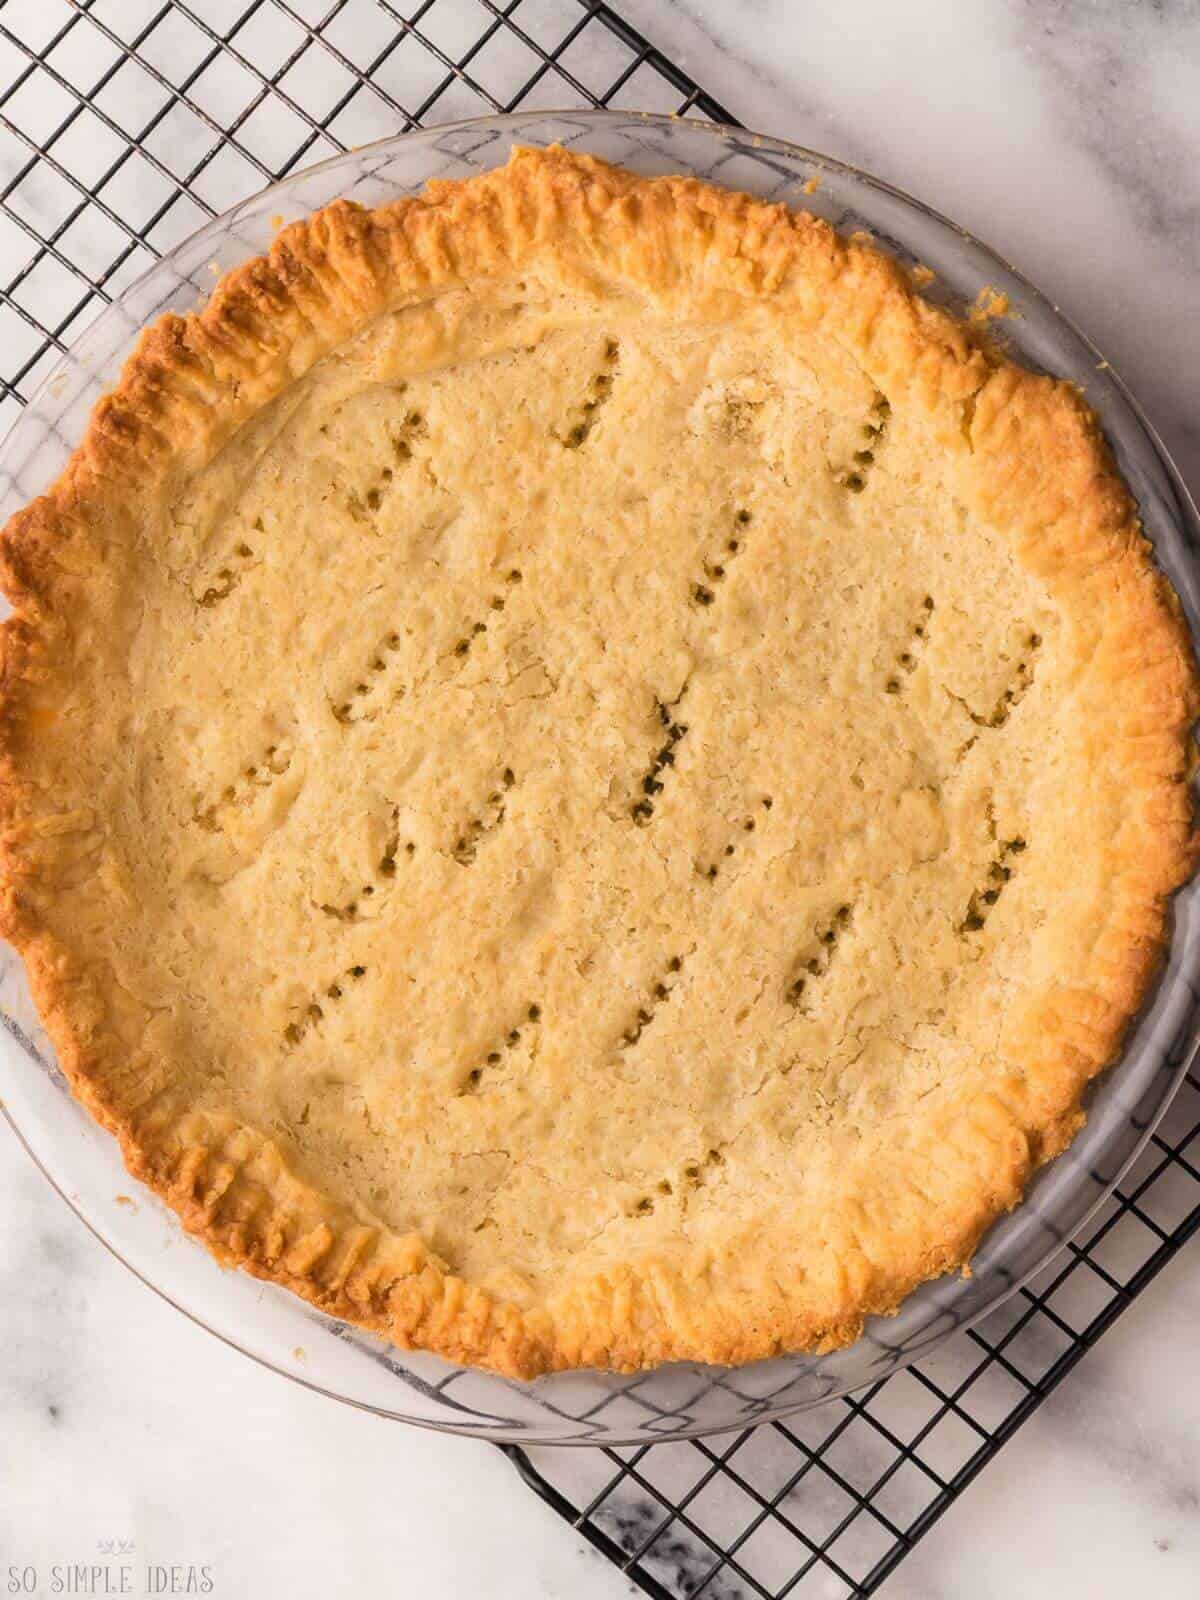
[0,146,1195,1377]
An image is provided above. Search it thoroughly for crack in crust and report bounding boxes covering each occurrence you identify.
[0,146,1196,1380]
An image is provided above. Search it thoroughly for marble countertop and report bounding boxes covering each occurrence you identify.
[3,1,1200,1596]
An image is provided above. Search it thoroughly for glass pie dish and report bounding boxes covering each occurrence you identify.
[2,109,1198,1448]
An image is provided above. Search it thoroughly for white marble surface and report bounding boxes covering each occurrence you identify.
[3,1,1200,1596]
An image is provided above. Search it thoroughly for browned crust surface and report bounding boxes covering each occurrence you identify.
[0,145,1195,1378]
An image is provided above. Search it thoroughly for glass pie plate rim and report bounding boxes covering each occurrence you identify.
[1,108,1198,1449]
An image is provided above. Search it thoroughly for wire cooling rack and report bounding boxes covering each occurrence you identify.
[0,4,1197,1597]
[0,0,732,440]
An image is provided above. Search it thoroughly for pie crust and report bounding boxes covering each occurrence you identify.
[0,146,1195,1378]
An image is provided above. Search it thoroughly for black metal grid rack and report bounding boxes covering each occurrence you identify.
[0,0,733,443]
[0,5,1197,1598]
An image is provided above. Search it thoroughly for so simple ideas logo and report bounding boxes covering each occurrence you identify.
[6,1564,214,1595]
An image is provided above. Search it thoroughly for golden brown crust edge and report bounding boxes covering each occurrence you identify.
[0,145,1195,1378]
